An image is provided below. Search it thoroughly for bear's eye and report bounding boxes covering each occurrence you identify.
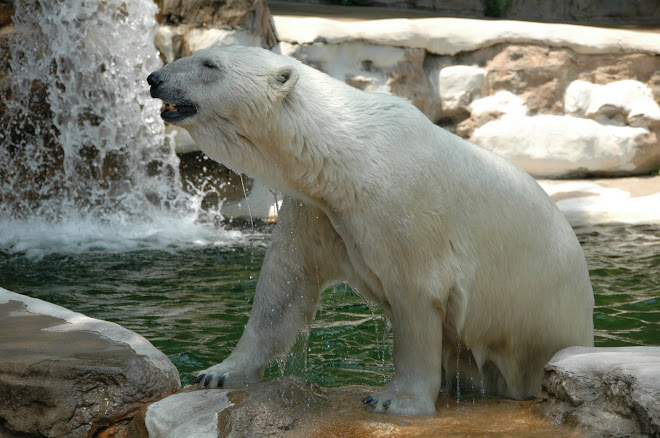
[203,60,219,70]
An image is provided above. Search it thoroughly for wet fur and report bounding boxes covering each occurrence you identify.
[149,45,595,415]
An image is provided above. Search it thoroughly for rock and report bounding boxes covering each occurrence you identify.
[147,378,578,437]
[539,176,660,226]
[504,0,660,25]
[0,288,180,438]
[471,114,658,178]
[220,180,281,223]
[274,42,437,118]
[565,79,660,128]
[271,0,659,25]
[154,0,277,57]
[469,90,528,118]
[146,390,234,438]
[272,16,660,57]
[535,346,660,438]
[436,65,486,118]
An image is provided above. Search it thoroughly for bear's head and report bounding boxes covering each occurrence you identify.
[147,45,307,183]
[147,45,299,129]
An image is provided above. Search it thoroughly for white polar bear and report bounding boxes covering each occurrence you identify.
[147,45,594,416]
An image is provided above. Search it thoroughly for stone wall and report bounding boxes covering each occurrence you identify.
[273,0,660,25]
[157,13,660,179]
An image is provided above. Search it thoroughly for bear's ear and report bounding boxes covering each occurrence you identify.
[271,65,299,97]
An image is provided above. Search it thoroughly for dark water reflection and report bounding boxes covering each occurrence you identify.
[0,224,658,387]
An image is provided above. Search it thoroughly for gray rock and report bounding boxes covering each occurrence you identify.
[535,346,660,438]
[0,288,181,438]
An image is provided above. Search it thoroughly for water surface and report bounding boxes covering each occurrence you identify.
[1,224,658,387]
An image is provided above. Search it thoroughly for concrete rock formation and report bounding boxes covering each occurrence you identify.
[0,288,180,438]
[535,346,660,438]
[157,14,660,179]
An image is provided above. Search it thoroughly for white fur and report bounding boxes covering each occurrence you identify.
[152,45,594,415]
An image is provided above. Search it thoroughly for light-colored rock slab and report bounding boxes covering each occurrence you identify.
[146,390,233,438]
[469,90,528,117]
[536,346,660,438]
[274,41,407,94]
[539,177,660,226]
[437,65,486,115]
[472,114,657,177]
[565,79,660,128]
[0,288,180,438]
[272,16,660,56]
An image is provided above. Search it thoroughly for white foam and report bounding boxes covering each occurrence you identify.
[0,214,248,258]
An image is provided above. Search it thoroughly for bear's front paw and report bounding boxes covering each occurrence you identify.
[194,362,258,389]
[362,389,436,416]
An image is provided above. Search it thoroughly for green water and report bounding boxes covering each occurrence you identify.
[0,224,658,387]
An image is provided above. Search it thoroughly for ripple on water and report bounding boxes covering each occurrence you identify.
[0,224,658,387]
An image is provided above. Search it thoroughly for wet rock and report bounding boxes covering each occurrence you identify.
[535,346,660,438]
[0,288,180,438]
[146,378,579,437]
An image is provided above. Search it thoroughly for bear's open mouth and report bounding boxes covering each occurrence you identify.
[160,101,197,122]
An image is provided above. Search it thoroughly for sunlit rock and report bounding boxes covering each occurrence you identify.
[565,79,660,128]
[536,346,660,438]
[539,177,660,226]
[155,0,276,49]
[0,288,180,438]
[469,90,528,117]
[146,390,234,438]
[471,114,658,177]
[272,16,660,56]
[435,65,486,117]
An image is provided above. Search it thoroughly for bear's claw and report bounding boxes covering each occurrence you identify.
[194,371,227,389]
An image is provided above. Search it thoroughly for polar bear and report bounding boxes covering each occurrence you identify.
[147,45,594,416]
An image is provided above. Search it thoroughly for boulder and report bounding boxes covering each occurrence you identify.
[565,79,660,128]
[436,65,486,118]
[471,114,658,177]
[274,42,436,118]
[535,346,660,438]
[0,288,180,438]
[154,0,277,58]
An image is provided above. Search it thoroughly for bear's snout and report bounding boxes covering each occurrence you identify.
[147,71,162,98]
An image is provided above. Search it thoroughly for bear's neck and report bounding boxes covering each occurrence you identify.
[258,86,383,213]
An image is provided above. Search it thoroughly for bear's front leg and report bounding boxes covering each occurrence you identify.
[363,296,443,416]
[195,198,346,389]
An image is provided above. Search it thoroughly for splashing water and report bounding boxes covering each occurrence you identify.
[0,0,237,255]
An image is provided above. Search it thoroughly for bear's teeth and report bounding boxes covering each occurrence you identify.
[168,103,177,111]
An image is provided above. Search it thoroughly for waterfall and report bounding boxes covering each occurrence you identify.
[0,0,236,255]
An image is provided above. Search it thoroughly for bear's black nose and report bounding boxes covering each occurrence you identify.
[147,71,161,87]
